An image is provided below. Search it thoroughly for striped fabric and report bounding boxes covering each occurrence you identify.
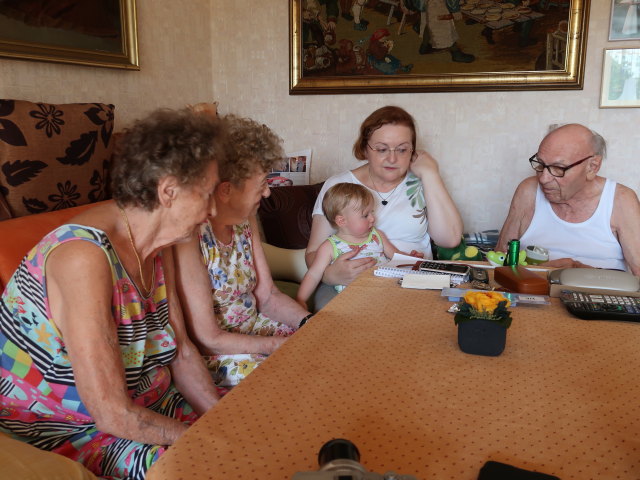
[0,225,198,479]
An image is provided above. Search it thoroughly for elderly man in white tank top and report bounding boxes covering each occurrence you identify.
[497,123,640,275]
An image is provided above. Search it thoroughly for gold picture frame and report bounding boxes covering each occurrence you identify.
[0,0,138,70]
[600,47,640,108]
[290,0,590,94]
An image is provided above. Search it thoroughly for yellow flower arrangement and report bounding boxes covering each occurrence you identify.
[454,291,512,328]
[463,291,511,313]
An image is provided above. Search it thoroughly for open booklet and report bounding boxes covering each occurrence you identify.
[374,253,468,287]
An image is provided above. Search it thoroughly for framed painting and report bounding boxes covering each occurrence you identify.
[290,0,590,94]
[0,0,138,70]
[600,47,640,107]
[609,0,640,41]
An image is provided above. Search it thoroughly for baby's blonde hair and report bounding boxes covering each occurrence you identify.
[322,183,374,229]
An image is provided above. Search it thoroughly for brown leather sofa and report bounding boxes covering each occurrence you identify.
[0,202,99,291]
[0,181,323,295]
[258,182,323,249]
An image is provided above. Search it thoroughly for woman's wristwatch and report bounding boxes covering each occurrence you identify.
[298,313,314,328]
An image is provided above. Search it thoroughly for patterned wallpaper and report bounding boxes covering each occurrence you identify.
[210,1,640,232]
[0,1,214,129]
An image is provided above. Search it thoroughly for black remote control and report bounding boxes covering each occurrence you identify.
[560,290,640,322]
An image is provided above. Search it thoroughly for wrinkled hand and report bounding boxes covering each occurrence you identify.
[407,250,425,259]
[409,149,440,179]
[323,248,377,286]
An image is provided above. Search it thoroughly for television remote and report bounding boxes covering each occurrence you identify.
[560,290,640,322]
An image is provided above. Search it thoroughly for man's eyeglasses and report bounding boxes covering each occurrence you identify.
[529,154,594,178]
[368,143,413,160]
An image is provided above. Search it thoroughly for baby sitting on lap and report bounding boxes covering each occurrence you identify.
[297,183,402,308]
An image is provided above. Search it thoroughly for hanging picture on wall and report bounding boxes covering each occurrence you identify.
[609,0,640,41]
[0,0,138,70]
[600,48,640,107]
[289,0,590,93]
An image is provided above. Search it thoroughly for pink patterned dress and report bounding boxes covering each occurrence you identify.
[199,220,295,387]
[0,225,198,480]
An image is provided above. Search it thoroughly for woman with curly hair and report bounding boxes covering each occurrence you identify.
[0,108,223,479]
[174,113,312,389]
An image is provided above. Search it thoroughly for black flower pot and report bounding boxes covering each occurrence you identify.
[457,318,507,357]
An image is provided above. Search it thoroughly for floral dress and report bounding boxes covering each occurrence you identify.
[0,225,198,480]
[199,221,295,387]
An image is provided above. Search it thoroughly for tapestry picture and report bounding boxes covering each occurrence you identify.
[291,0,589,92]
[0,0,138,69]
[302,0,570,76]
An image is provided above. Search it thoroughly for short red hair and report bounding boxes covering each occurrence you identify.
[352,106,417,160]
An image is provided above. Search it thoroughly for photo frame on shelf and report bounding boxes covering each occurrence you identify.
[0,0,138,70]
[290,0,590,94]
[609,0,640,41]
[600,48,640,108]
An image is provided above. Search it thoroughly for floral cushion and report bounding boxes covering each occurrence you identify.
[0,99,114,218]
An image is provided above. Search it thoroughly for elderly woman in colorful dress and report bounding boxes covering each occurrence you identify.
[174,114,312,388]
[0,108,225,480]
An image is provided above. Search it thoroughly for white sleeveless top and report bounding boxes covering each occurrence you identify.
[519,178,626,271]
[313,170,432,257]
[328,227,388,292]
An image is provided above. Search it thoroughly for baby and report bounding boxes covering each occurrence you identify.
[297,182,400,308]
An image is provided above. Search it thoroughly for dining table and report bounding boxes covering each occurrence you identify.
[147,268,640,480]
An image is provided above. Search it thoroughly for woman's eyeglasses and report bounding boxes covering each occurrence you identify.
[368,143,413,160]
[529,154,594,178]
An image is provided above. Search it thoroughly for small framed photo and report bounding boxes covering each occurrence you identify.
[600,48,640,108]
[609,0,640,41]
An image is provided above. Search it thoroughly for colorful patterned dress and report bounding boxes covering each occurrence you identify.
[199,221,295,387]
[0,225,198,480]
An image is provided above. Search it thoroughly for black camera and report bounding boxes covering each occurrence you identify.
[292,438,418,480]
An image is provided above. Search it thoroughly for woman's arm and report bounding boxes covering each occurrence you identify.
[249,216,310,328]
[162,248,219,415]
[173,232,285,356]
[306,214,376,285]
[296,240,334,307]
[410,150,463,248]
[47,242,188,446]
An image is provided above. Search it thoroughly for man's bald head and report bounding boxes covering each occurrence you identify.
[544,124,607,160]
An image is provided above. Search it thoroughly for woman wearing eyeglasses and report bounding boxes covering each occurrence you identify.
[305,105,463,310]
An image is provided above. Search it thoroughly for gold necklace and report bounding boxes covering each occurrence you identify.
[118,206,154,296]
[368,167,399,206]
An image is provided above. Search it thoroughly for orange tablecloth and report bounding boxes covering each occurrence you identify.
[148,272,640,480]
